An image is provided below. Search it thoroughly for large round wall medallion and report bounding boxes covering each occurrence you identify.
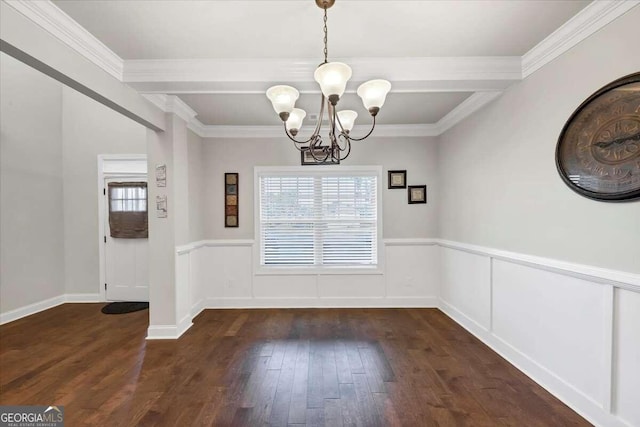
[556,72,640,201]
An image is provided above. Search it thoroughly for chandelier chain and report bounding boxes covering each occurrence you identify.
[323,6,328,63]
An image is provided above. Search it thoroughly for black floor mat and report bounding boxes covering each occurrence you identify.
[101,301,149,314]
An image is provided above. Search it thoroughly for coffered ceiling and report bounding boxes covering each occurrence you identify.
[19,1,612,135]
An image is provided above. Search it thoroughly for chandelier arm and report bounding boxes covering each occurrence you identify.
[334,109,348,135]
[308,136,331,162]
[335,132,351,152]
[338,135,352,160]
[340,115,377,141]
[328,102,336,140]
[283,122,317,145]
[312,94,326,136]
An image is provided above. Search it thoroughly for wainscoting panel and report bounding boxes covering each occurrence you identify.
[317,274,386,299]
[438,240,640,427]
[385,244,439,298]
[189,246,206,316]
[441,246,491,330]
[253,275,317,299]
[492,259,606,407]
[175,250,191,335]
[200,245,253,301]
[187,239,439,309]
[613,288,640,427]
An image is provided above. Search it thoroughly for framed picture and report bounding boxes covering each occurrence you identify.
[556,72,640,202]
[156,195,168,218]
[155,164,166,187]
[388,170,407,189]
[408,185,427,204]
[301,146,339,165]
[225,173,239,227]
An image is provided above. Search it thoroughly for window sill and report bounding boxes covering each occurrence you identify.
[254,266,384,276]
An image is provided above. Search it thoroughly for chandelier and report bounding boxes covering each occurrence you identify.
[265,0,391,164]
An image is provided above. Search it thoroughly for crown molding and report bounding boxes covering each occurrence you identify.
[436,91,503,134]
[3,0,124,80]
[187,119,207,138]
[522,0,639,78]
[142,94,197,124]
[6,0,636,87]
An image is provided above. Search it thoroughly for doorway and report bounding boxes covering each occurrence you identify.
[98,155,148,302]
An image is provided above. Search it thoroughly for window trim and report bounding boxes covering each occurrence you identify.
[253,165,384,276]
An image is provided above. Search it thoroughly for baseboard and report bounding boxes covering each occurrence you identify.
[205,296,439,309]
[0,295,66,325]
[438,298,629,427]
[190,299,205,318]
[146,314,193,340]
[65,293,102,303]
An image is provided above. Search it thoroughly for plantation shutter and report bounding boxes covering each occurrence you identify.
[259,171,378,267]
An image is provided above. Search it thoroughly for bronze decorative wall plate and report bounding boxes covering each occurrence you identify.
[556,72,640,201]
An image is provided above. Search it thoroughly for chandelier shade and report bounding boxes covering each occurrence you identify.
[357,79,392,114]
[266,85,299,118]
[313,62,352,100]
[337,110,358,132]
[286,108,306,135]
[265,0,391,164]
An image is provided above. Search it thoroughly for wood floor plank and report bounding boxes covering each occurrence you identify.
[0,306,592,427]
[321,341,340,399]
[269,341,298,427]
[287,339,310,425]
[307,341,325,408]
[334,340,353,384]
[323,398,343,427]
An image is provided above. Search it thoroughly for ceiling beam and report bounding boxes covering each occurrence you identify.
[1,1,165,131]
[123,57,522,94]
[4,0,123,80]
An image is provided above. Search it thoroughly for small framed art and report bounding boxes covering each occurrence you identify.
[388,170,407,189]
[225,173,239,227]
[408,185,427,204]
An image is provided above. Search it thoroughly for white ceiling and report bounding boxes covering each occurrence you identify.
[49,0,593,130]
[178,92,473,126]
[53,0,590,59]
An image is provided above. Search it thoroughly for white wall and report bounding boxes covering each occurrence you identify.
[62,87,146,296]
[202,136,439,240]
[0,53,65,315]
[183,135,441,311]
[438,6,640,274]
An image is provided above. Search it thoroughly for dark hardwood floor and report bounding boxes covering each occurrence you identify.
[0,305,590,426]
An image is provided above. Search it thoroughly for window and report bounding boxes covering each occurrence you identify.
[257,167,381,269]
[108,182,148,238]
[109,184,147,212]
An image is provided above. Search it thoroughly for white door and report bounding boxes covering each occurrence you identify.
[104,178,149,301]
